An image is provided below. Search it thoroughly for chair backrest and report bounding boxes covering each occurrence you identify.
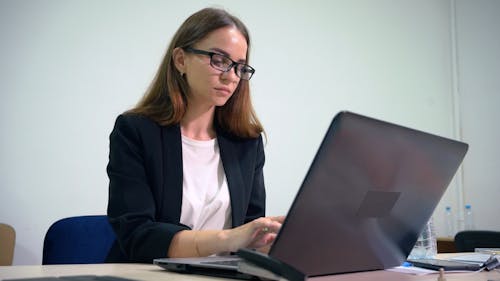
[454,230,500,252]
[42,215,116,265]
[0,223,16,265]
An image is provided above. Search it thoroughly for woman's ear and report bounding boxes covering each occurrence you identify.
[172,47,186,74]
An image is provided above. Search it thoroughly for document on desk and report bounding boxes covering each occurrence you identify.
[475,248,500,255]
[385,257,487,276]
[449,253,493,264]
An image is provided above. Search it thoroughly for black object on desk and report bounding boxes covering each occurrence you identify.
[407,259,482,271]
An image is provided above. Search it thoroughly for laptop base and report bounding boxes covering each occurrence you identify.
[236,249,305,281]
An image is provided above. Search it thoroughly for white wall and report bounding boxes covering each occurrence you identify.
[453,0,500,231]
[0,0,497,265]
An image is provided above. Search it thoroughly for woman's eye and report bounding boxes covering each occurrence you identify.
[212,55,228,66]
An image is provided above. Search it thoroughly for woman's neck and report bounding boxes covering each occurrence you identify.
[180,105,216,140]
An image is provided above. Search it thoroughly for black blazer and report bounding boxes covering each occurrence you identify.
[106,114,266,263]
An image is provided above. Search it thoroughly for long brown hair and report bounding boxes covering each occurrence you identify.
[128,7,263,138]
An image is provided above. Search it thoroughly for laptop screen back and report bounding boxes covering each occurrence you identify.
[269,111,468,276]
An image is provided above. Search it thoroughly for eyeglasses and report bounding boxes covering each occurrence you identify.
[183,47,255,80]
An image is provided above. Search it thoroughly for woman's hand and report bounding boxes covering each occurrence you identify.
[168,216,285,257]
[222,216,285,252]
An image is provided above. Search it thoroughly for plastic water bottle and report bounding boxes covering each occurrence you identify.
[408,217,437,259]
[444,206,455,237]
[464,204,474,230]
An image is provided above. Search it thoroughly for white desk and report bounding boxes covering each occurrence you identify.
[0,264,196,281]
[0,262,499,281]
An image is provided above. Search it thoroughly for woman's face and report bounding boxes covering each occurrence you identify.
[182,26,248,108]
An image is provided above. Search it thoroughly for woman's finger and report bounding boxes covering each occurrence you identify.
[270,215,285,223]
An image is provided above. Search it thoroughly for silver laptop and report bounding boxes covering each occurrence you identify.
[154,111,468,280]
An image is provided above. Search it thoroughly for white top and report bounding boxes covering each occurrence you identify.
[179,135,232,230]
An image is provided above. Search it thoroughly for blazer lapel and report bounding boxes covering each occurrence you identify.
[160,124,183,223]
[217,134,245,227]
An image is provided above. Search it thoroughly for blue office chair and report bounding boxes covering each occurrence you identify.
[42,215,116,264]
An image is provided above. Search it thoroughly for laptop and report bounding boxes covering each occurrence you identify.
[154,111,468,280]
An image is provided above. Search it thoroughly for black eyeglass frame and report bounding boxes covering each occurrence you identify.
[183,47,255,80]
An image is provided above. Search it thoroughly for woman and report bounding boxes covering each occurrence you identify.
[106,7,283,263]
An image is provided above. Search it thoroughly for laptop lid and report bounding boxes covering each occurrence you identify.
[267,111,468,276]
[154,111,468,278]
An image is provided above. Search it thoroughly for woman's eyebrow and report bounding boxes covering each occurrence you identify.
[210,47,247,63]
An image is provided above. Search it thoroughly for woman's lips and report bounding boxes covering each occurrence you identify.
[214,87,232,95]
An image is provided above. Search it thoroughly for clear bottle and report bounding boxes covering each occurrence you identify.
[444,206,455,237]
[464,204,474,230]
[408,217,437,259]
